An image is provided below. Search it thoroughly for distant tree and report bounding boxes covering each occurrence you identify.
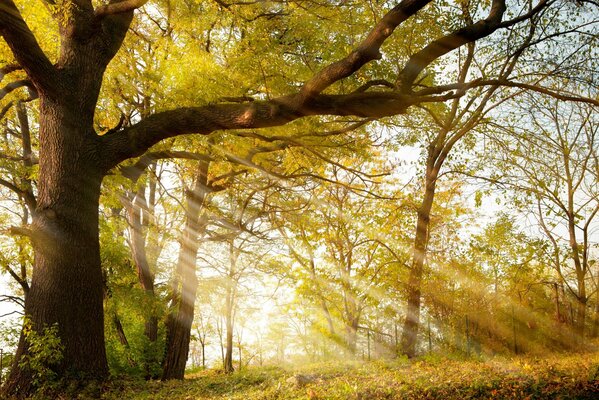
[489,97,598,342]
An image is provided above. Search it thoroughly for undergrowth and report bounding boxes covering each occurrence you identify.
[96,353,599,400]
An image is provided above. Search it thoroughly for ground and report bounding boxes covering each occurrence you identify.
[94,353,599,400]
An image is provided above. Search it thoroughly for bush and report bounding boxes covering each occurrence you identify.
[19,319,64,396]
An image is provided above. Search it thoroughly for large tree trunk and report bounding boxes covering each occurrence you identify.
[162,161,209,379]
[3,97,107,396]
[401,162,438,358]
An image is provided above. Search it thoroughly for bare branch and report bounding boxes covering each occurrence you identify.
[0,294,24,308]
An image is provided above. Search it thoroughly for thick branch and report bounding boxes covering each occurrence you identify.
[399,0,507,91]
[300,0,432,99]
[0,0,56,91]
[5,225,34,238]
[101,90,423,169]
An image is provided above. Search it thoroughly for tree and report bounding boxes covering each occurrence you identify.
[0,0,596,396]
[488,96,598,342]
[397,0,599,356]
[273,167,402,354]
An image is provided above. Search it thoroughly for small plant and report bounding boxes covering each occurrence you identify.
[19,318,64,395]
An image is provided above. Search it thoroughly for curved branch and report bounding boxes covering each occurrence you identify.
[100,90,423,169]
[0,0,56,92]
[0,62,21,80]
[0,79,34,101]
[300,0,432,99]
[0,90,38,121]
[398,0,507,91]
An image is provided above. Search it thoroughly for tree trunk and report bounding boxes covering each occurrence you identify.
[401,162,438,358]
[553,283,562,323]
[576,292,587,344]
[162,161,209,379]
[592,294,599,338]
[126,186,158,344]
[238,339,242,371]
[224,286,235,374]
[344,317,360,355]
[3,98,107,396]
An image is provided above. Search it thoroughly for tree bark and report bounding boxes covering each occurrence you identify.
[4,97,107,395]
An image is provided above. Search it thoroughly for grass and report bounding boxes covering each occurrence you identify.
[98,353,599,400]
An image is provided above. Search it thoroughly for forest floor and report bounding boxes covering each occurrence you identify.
[99,352,599,400]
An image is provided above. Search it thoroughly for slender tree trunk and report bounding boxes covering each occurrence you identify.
[224,283,235,373]
[401,163,438,358]
[162,161,209,379]
[592,294,599,338]
[308,259,336,336]
[344,317,360,355]
[4,98,107,395]
[238,339,242,371]
[553,283,562,323]
[567,219,587,341]
[127,189,159,343]
[575,273,587,343]
[112,313,130,348]
[124,186,159,379]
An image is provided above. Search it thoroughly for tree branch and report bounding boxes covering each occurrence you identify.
[398,0,507,91]
[101,90,429,170]
[0,62,21,79]
[5,225,34,238]
[120,150,212,182]
[0,0,56,92]
[0,79,34,101]
[300,0,432,99]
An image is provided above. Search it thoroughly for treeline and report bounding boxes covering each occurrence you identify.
[2,94,597,381]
